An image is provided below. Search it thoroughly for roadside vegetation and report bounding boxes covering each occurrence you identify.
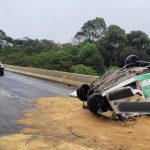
[0,17,150,75]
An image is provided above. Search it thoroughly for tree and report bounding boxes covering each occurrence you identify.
[78,43,99,63]
[78,43,105,73]
[74,17,106,43]
[23,46,37,55]
[97,25,127,67]
[127,31,150,50]
[0,30,6,40]
[0,30,13,48]
[40,39,56,49]
[85,54,105,74]
[119,46,148,67]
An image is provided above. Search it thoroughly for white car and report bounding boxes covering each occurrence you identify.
[0,62,4,76]
[77,56,150,121]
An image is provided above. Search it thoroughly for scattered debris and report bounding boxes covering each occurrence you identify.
[70,90,77,98]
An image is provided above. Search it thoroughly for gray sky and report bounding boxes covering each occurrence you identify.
[0,0,149,43]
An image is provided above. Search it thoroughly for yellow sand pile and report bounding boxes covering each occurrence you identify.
[0,96,150,150]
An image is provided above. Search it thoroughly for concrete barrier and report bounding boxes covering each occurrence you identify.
[5,65,98,87]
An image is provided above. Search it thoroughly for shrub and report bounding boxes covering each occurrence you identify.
[71,64,98,76]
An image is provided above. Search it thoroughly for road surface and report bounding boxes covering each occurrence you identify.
[0,71,75,134]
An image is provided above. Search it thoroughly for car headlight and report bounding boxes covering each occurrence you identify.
[1,65,4,68]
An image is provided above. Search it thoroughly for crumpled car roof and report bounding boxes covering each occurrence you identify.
[90,67,150,94]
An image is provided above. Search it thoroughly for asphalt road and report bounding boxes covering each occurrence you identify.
[0,71,75,134]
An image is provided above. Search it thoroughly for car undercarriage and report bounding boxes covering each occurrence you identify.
[77,59,150,122]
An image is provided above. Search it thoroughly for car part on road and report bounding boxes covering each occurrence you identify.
[70,90,77,97]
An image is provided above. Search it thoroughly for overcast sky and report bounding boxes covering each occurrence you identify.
[0,0,149,43]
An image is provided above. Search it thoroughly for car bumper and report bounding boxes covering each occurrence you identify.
[0,67,4,72]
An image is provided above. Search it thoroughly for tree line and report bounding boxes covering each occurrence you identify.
[0,17,150,75]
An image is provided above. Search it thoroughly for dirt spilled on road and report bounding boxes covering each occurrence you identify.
[0,96,150,150]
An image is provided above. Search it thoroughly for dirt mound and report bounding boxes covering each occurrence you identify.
[0,96,150,150]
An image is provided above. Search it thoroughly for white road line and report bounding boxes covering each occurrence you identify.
[0,86,24,100]
[0,87,14,98]
[0,86,32,108]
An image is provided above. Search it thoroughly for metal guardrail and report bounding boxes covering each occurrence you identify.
[5,65,98,87]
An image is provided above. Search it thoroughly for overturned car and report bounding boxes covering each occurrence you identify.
[77,55,150,121]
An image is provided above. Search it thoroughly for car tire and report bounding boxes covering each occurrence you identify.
[87,93,109,114]
[77,84,90,101]
[125,55,140,65]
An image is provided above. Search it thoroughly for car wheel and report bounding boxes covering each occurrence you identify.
[125,55,140,65]
[87,93,109,114]
[77,84,90,101]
